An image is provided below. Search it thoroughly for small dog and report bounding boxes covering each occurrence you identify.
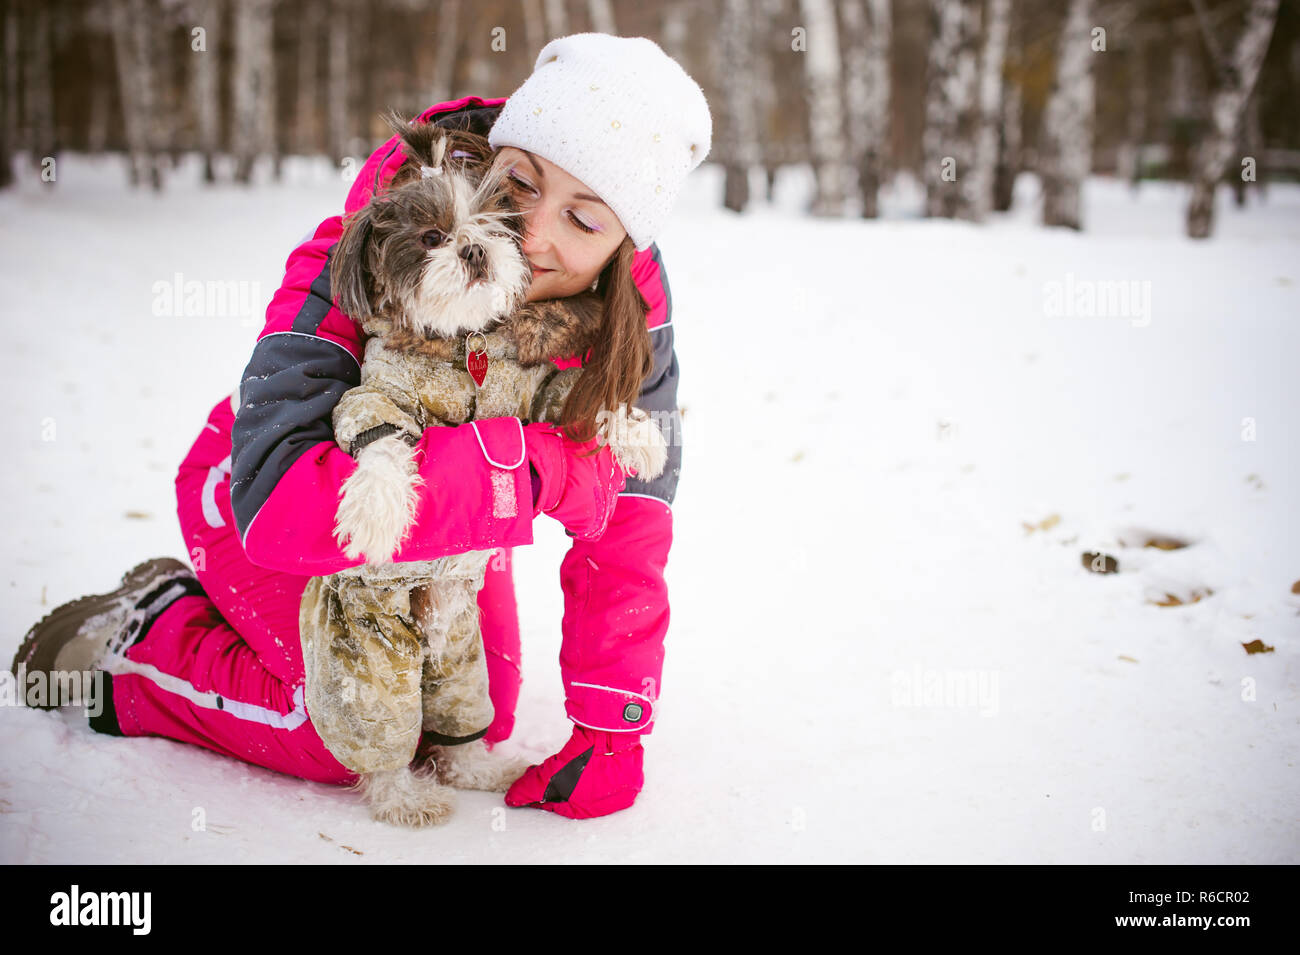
[298,111,666,828]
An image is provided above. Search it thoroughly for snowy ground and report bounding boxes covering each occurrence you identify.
[1,153,1296,863]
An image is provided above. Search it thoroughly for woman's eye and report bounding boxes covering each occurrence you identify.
[419,229,445,249]
[508,171,594,234]
[507,173,536,194]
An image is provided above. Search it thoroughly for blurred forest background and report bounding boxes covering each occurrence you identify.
[1,0,1297,238]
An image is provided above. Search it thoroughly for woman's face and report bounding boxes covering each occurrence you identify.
[490,147,627,303]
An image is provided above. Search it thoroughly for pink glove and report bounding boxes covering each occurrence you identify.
[524,423,628,542]
[505,725,644,819]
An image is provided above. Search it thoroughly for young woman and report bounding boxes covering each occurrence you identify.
[14,33,711,820]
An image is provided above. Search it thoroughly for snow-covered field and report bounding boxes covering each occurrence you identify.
[1,153,1296,863]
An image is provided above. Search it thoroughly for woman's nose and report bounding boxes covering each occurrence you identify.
[519,208,554,255]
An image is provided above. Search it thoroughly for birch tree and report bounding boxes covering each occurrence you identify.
[26,0,57,169]
[521,0,545,57]
[111,0,166,190]
[293,1,319,161]
[751,0,783,202]
[1185,0,1279,238]
[799,0,849,216]
[543,0,567,41]
[587,0,615,35]
[992,81,1021,211]
[921,0,980,219]
[429,0,459,106]
[190,0,222,182]
[1116,28,1147,188]
[992,0,1026,212]
[0,0,14,189]
[231,0,275,184]
[720,0,760,213]
[838,0,891,219]
[661,0,690,63]
[1039,0,1095,229]
[328,0,350,165]
[969,0,1010,221]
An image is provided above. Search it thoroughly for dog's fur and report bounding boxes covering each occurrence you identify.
[310,111,666,828]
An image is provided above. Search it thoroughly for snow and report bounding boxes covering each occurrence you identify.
[2,153,1297,862]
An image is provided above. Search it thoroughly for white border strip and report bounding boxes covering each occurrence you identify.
[103,656,309,731]
[469,418,526,469]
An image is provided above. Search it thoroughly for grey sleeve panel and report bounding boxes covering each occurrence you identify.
[627,321,682,505]
[229,333,362,538]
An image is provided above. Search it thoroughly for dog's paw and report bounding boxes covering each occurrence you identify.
[601,406,668,481]
[353,766,457,828]
[426,740,533,793]
[334,435,424,563]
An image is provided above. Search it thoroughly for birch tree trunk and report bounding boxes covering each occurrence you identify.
[587,0,615,35]
[543,0,567,41]
[26,0,58,169]
[751,0,782,202]
[429,0,459,106]
[992,82,1020,211]
[720,0,759,213]
[993,7,1023,214]
[0,0,14,189]
[839,0,891,219]
[661,0,690,64]
[521,0,545,58]
[1232,85,1263,206]
[85,4,113,156]
[1167,29,1198,179]
[921,0,980,219]
[1116,29,1146,188]
[111,0,165,190]
[1039,0,1094,230]
[294,0,318,160]
[154,1,181,170]
[328,0,350,165]
[969,0,1010,221]
[191,0,222,183]
[799,0,848,216]
[231,0,275,184]
[1186,0,1279,237]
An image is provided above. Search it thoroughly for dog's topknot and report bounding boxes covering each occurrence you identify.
[379,108,497,193]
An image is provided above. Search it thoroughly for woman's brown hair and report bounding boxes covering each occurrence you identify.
[557,234,655,455]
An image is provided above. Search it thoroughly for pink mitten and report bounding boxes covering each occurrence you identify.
[505,725,644,818]
[524,422,627,542]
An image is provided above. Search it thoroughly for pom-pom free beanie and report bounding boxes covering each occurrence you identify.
[488,33,712,252]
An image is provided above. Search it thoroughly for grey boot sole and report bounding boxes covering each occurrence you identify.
[11,557,194,706]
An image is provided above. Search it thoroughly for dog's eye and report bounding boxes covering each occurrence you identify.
[419,229,446,249]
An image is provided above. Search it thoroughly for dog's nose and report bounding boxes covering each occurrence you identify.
[460,244,485,270]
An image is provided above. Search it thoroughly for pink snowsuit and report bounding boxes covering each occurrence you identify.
[94,96,680,783]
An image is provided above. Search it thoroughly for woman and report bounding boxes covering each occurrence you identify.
[14,33,711,820]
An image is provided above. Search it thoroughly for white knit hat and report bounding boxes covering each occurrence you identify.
[488,33,712,252]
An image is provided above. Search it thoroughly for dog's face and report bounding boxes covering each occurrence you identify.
[332,121,532,340]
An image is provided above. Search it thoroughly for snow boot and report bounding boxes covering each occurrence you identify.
[11,557,201,708]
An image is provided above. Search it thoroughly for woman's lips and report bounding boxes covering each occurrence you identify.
[531,266,553,276]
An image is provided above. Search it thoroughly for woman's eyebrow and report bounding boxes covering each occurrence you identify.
[521,151,609,208]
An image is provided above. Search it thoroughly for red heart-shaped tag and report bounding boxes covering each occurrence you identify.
[467,349,488,387]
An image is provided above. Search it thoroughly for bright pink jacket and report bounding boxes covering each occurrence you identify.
[229,96,680,735]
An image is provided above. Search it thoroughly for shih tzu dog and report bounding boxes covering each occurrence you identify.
[297,110,667,828]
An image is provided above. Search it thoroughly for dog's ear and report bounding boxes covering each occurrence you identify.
[331,203,378,324]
